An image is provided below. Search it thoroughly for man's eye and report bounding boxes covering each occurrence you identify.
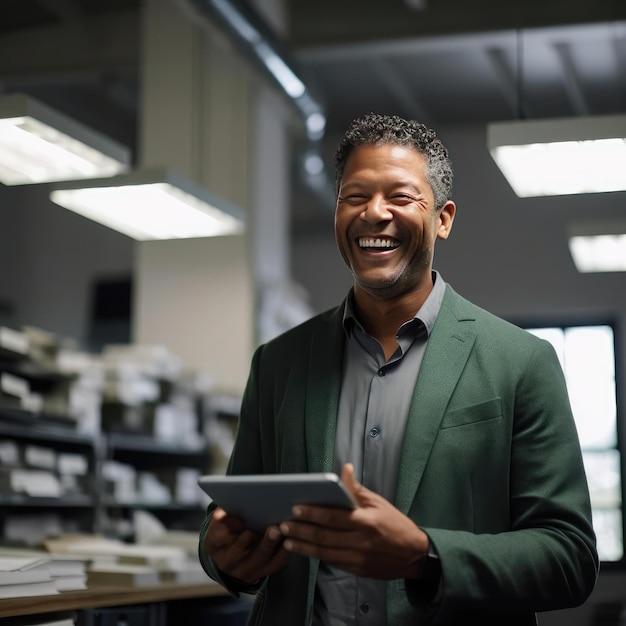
[339,195,367,203]
[390,194,415,204]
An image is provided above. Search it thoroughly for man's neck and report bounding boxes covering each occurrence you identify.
[353,279,434,347]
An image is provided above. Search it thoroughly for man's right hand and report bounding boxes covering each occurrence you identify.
[203,507,290,585]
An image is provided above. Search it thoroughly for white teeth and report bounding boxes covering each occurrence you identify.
[358,238,398,248]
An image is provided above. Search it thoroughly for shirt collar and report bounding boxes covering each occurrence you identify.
[342,270,446,338]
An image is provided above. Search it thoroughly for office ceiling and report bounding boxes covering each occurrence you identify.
[1,0,625,213]
[293,0,626,134]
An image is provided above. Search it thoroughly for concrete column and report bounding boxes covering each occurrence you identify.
[250,0,315,343]
[132,0,254,396]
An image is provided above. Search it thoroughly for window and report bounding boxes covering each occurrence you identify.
[525,324,623,562]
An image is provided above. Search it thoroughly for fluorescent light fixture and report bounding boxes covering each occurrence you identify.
[568,220,626,273]
[210,0,261,44]
[49,169,245,240]
[487,114,626,197]
[306,112,327,139]
[0,92,130,185]
[256,42,306,99]
[192,0,326,139]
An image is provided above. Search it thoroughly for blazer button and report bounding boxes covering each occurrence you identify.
[360,603,370,614]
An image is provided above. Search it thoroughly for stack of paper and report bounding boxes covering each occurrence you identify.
[48,554,88,591]
[158,557,208,584]
[0,370,43,414]
[87,562,161,587]
[0,555,59,599]
[42,533,212,588]
[133,512,213,585]
[0,547,88,592]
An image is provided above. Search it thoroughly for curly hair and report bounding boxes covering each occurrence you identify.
[334,113,453,210]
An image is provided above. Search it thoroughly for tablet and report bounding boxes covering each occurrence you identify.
[197,472,357,533]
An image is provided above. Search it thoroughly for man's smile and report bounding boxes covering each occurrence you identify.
[357,237,400,250]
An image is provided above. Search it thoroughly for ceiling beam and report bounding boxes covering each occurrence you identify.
[297,21,626,64]
[368,58,434,127]
[0,9,139,83]
[485,47,527,119]
[553,43,590,115]
[614,23,626,103]
[289,0,626,48]
[35,0,85,22]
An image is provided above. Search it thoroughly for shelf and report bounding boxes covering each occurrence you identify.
[0,336,222,544]
[0,494,95,508]
[0,359,71,392]
[0,407,36,422]
[103,499,204,511]
[0,581,228,618]
[0,417,96,447]
[106,433,206,456]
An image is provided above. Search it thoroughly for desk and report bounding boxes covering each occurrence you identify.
[0,581,229,618]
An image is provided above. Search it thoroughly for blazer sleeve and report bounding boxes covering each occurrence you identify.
[422,338,599,621]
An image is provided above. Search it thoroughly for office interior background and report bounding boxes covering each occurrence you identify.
[0,0,625,623]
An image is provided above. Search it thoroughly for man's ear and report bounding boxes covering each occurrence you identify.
[437,200,456,240]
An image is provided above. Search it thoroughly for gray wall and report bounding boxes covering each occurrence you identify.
[0,183,134,346]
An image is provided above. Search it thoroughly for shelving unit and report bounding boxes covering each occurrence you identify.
[0,412,100,542]
[0,325,223,544]
[100,432,212,537]
[0,413,216,539]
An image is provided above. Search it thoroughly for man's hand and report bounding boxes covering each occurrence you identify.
[203,508,290,585]
[278,463,429,579]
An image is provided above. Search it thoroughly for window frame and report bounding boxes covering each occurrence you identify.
[511,316,625,569]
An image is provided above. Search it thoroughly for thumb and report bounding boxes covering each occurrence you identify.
[341,464,382,509]
[341,463,365,503]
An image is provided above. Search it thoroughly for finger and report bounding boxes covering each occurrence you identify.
[279,517,354,549]
[228,525,289,581]
[289,503,356,530]
[207,509,248,549]
[244,525,285,567]
[341,463,374,507]
[281,537,356,572]
[205,509,232,549]
[341,463,358,494]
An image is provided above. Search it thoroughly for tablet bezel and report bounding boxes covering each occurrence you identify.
[197,472,357,533]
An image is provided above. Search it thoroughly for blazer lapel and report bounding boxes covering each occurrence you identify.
[305,305,346,473]
[395,288,477,514]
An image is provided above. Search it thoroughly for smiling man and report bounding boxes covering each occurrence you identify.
[199,113,599,625]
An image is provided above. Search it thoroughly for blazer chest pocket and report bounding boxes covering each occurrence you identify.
[440,397,502,429]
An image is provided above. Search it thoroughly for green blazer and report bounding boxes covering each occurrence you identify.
[200,284,599,625]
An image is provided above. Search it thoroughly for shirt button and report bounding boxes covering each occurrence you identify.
[360,603,370,614]
[369,428,380,438]
[377,369,385,376]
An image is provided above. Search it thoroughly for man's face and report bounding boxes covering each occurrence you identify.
[334,143,454,300]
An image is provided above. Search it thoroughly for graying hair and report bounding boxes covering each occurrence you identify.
[335,112,453,210]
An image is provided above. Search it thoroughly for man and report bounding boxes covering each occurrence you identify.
[199,113,599,625]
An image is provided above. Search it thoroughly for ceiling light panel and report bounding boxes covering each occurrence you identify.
[568,220,626,273]
[0,93,130,186]
[487,114,626,197]
[50,169,246,241]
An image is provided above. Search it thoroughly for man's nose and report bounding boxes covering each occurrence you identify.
[361,195,392,222]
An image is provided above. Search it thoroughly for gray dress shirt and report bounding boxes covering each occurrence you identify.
[312,272,446,626]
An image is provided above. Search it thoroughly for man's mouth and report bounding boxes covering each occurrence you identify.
[357,237,400,249]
